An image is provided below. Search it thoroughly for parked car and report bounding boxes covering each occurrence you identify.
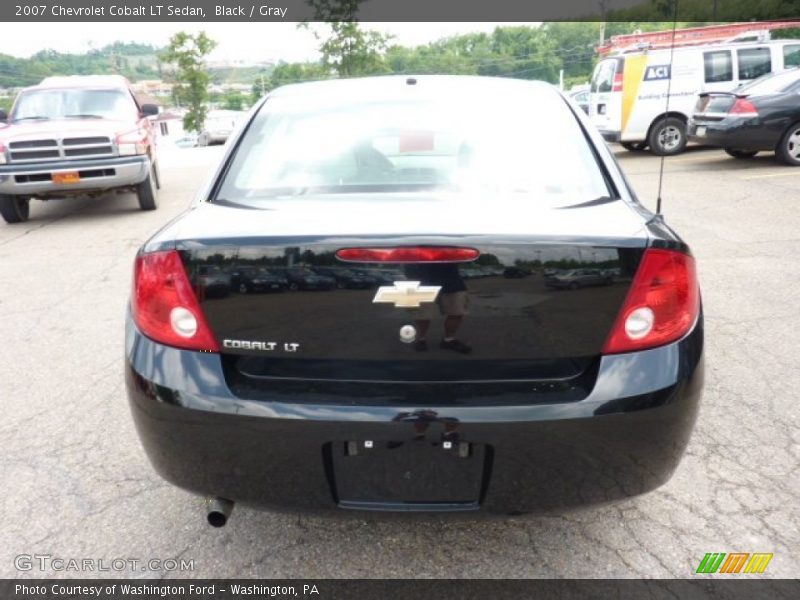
[688,67,800,164]
[0,75,160,223]
[503,266,530,278]
[350,268,395,285]
[194,265,231,298]
[545,268,613,290]
[230,266,288,293]
[590,38,800,155]
[280,267,336,291]
[126,76,703,524]
[197,110,244,146]
[313,267,375,289]
[569,88,590,114]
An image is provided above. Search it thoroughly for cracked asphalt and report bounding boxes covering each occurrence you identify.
[1,142,798,579]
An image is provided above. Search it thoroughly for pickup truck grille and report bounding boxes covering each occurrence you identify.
[8,136,115,163]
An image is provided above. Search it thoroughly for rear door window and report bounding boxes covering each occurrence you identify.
[737,47,772,81]
[703,50,733,83]
[784,44,800,68]
[591,59,617,93]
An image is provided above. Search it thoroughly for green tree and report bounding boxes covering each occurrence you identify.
[160,32,216,133]
[222,91,244,111]
[305,0,390,77]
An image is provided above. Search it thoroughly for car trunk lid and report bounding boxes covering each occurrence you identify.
[167,198,648,383]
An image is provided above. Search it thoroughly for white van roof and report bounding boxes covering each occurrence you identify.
[609,38,799,58]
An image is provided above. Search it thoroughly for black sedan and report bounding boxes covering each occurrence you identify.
[688,68,800,165]
[126,76,703,525]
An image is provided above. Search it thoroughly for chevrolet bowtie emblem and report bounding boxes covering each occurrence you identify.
[372,281,441,308]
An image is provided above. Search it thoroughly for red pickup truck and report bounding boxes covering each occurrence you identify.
[0,75,160,223]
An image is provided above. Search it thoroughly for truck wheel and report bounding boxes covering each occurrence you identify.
[724,148,758,159]
[621,142,647,152]
[775,123,800,166]
[136,165,158,211]
[0,195,30,223]
[648,117,687,156]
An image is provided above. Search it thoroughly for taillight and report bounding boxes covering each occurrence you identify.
[336,246,479,263]
[602,249,699,354]
[116,128,148,155]
[612,71,624,92]
[730,98,758,117]
[131,250,219,352]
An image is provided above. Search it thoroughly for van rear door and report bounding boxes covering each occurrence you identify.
[589,57,624,140]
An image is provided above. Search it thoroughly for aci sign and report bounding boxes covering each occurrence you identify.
[644,65,672,81]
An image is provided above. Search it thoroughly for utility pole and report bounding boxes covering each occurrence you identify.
[599,0,608,45]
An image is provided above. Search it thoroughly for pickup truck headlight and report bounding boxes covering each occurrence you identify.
[116,129,148,156]
[0,142,7,164]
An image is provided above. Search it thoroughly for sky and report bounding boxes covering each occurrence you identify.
[0,22,537,63]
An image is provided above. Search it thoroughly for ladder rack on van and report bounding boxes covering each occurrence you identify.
[597,21,800,56]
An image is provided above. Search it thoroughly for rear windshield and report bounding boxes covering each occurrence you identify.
[215,87,612,206]
[11,88,137,121]
[737,68,800,95]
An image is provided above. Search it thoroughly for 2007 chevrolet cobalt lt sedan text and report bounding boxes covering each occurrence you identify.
[125,76,703,525]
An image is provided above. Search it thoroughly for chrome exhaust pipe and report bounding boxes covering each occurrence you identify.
[205,497,234,527]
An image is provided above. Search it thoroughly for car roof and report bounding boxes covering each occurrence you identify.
[269,75,560,102]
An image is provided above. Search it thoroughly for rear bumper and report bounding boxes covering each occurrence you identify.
[0,155,150,196]
[124,312,704,515]
[687,118,778,150]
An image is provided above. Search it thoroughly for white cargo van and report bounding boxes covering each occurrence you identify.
[589,39,800,155]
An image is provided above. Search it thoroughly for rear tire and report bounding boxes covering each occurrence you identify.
[724,148,758,159]
[648,116,687,156]
[776,123,800,166]
[621,142,647,152]
[136,165,158,211]
[0,195,31,223]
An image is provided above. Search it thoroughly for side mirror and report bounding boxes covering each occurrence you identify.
[140,104,159,117]
[0,109,8,121]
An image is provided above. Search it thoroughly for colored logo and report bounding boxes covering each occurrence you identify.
[696,552,773,574]
[644,64,672,81]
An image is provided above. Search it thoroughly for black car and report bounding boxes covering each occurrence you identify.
[126,76,703,525]
[688,68,800,164]
[313,267,376,289]
[279,267,336,291]
[230,266,288,293]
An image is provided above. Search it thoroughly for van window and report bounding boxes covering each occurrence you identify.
[704,51,733,82]
[737,47,772,80]
[784,44,800,68]
[591,59,617,93]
